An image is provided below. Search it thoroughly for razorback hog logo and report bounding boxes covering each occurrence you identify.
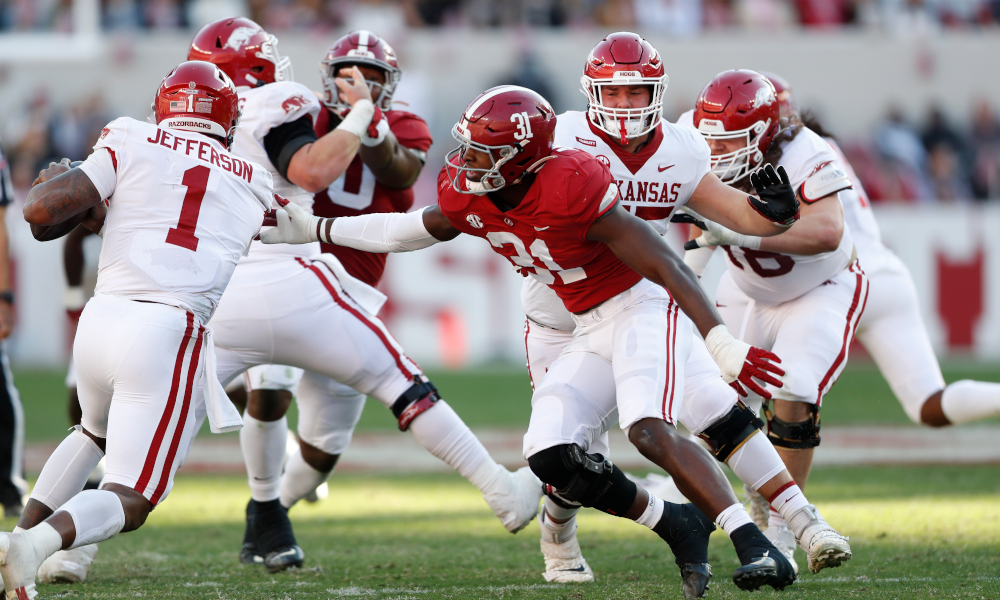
[225,26,258,50]
[807,160,833,178]
[100,127,111,139]
[282,95,309,114]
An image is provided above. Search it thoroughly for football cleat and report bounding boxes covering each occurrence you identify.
[304,482,329,504]
[539,511,593,583]
[239,499,263,565]
[482,466,543,534]
[732,551,796,592]
[743,483,770,530]
[37,544,99,583]
[795,504,852,574]
[0,532,43,600]
[764,522,799,577]
[680,563,712,599]
[252,499,304,572]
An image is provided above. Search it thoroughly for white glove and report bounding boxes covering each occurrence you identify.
[260,201,321,245]
[688,219,761,250]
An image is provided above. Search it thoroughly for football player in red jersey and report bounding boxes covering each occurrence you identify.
[263,85,802,595]
[248,31,436,513]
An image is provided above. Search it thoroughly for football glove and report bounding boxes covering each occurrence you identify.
[704,325,785,399]
[683,217,761,251]
[259,197,322,245]
[748,164,799,227]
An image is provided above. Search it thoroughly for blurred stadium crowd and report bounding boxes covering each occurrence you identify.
[4,0,1000,32]
[3,76,1000,205]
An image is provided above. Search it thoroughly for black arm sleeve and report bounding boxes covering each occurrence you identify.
[262,116,319,181]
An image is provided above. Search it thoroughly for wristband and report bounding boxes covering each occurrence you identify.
[64,286,86,311]
[361,107,389,147]
[335,99,376,140]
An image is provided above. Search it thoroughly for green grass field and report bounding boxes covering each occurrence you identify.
[8,363,1000,599]
[15,361,1000,442]
[2,466,998,599]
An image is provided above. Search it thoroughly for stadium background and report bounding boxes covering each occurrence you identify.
[2,2,1000,598]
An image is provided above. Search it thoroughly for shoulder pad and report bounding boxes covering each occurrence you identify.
[798,160,852,204]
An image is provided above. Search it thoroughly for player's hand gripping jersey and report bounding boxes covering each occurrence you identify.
[232,81,321,263]
[523,111,711,330]
[438,147,641,314]
[679,112,855,304]
[79,117,272,322]
[312,109,432,286]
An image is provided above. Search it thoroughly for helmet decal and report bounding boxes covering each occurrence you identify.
[225,26,258,50]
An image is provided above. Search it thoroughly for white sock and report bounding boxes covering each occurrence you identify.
[768,481,809,533]
[30,428,105,511]
[725,431,787,491]
[57,490,125,548]
[279,448,330,509]
[239,413,287,502]
[940,380,1000,424]
[716,502,754,537]
[635,492,665,530]
[543,495,580,521]
[769,508,787,530]
[408,401,492,486]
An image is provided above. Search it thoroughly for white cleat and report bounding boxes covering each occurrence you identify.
[0,532,43,600]
[37,544,99,583]
[743,483,770,531]
[304,482,329,504]
[795,505,852,574]
[539,511,594,583]
[483,466,543,534]
[763,522,799,578]
[626,472,688,505]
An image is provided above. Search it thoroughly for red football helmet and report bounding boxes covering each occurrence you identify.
[152,61,240,150]
[444,85,556,194]
[759,71,797,120]
[320,30,401,113]
[693,69,780,184]
[581,32,668,145]
[188,17,292,88]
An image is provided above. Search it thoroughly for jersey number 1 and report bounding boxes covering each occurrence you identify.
[166,165,209,252]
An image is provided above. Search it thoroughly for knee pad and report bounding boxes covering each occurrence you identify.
[527,444,637,516]
[390,377,440,431]
[697,401,765,462]
[764,402,821,449]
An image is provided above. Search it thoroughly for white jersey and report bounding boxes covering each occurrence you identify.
[522,111,712,331]
[232,81,322,262]
[678,110,854,304]
[78,117,272,323]
[825,137,902,275]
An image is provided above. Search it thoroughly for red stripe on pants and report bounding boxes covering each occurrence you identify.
[135,312,195,494]
[816,262,868,404]
[149,325,204,506]
[524,320,535,390]
[660,303,679,423]
[304,260,419,380]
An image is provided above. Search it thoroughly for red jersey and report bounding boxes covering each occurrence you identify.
[312,109,433,286]
[437,147,642,313]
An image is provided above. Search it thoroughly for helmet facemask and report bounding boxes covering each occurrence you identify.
[444,123,523,195]
[697,117,772,183]
[582,73,667,145]
[320,59,400,114]
[255,34,293,84]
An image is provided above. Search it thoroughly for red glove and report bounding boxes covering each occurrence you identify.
[729,347,784,399]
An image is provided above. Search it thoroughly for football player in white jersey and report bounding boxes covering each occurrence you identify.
[189,18,543,572]
[521,34,851,582]
[1,61,272,599]
[678,69,866,571]
[766,74,1000,429]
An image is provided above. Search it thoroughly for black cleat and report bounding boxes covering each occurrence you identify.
[240,499,264,565]
[252,499,304,572]
[680,562,712,599]
[730,523,797,591]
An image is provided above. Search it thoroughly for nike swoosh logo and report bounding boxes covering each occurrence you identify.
[716,303,726,308]
[658,164,675,172]
[557,567,588,572]
[534,226,550,231]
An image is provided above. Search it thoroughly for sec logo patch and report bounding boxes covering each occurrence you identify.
[504,217,514,226]
[466,214,483,229]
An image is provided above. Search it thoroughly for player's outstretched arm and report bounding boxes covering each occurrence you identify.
[359,130,424,190]
[260,201,460,249]
[588,205,784,398]
[686,165,799,237]
[286,67,375,193]
[24,159,103,238]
